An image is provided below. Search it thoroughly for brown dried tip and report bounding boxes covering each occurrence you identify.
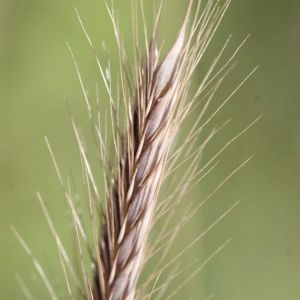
[92,20,187,300]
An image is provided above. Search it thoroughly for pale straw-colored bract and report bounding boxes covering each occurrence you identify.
[12,0,260,299]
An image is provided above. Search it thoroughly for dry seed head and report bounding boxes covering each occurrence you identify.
[93,16,190,300]
[13,0,259,299]
[91,0,240,299]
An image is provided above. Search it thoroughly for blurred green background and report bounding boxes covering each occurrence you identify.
[1,0,299,299]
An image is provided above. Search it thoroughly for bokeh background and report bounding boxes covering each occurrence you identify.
[1,0,299,299]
